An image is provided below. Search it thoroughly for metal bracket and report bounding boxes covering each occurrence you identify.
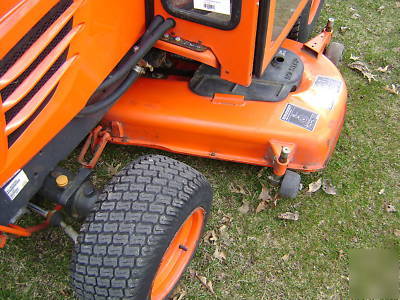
[78,125,111,168]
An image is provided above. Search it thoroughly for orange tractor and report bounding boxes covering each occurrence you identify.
[0,0,346,299]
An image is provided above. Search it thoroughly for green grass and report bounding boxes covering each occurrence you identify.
[0,0,399,299]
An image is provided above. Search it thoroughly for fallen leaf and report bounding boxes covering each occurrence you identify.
[350,54,360,61]
[338,249,345,259]
[376,65,390,73]
[106,162,122,176]
[384,84,400,95]
[351,13,360,19]
[322,179,337,195]
[278,212,299,221]
[378,188,385,195]
[257,168,266,178]
[384,204,397,213]
[377,5,385,13]
[213,247,227,262]
[281,254,290,261]
[308,178,322,193]
[348,61,377,83]
[396,2,400,8]
[394,229,400,237]
[349,7,357,12]
[256,185,272,213]
[238,201,250,214]
[203,230,218,244]
[171,285,187,300]
[256,201,268,213]
[340,26,349,33]
[195,274,215,295]
[229,183,247,195]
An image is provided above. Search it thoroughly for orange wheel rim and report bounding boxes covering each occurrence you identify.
[308,0,321,24]
[151,207,205,300]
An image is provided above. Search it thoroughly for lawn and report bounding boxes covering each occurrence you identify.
[0,0,399,299]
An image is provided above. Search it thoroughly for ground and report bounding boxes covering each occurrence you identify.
[0,0,399,299]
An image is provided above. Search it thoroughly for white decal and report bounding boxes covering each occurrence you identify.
[3,170,29,201]
[194,0,231,15]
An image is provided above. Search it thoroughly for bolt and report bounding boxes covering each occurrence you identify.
[179,245,188,251]
[279,147,291,163]
[56,175,69,188]
[175,36,181,42]
[163,33,170,39]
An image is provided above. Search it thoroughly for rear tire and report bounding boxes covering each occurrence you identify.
[71,155,212,300]
[288,0,325,43]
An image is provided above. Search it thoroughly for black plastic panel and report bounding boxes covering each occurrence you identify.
[190,48,304,102]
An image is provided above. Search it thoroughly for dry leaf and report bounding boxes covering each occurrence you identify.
[377,5,385,12]
[376,65,389,73]
[256,185,272,213]
[340,26,349,33]
[378,188,385,195]
[350,54,360,61]
[195,274,215,295]
[278,212,299,221]
[229,183,247,195]
[348,61,377,83]
[213,247,227,262]
[171,286,187,300]
[257,168,266,178]
[281,254,290,261]
[396,2,400,8]
[238,201,250,214]
[384,204,397,213]
[394,229,400,237]
[349,7,356,12]
[203,230,218,244]
[338,249,345,259]
[106,162,122,176]
[322,179,337,195]
[256,201,268,213]
[384,84,400,95]
[351,13,360,19]
[308,178,322,193]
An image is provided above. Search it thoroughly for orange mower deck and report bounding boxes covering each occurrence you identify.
[102,39,347,172]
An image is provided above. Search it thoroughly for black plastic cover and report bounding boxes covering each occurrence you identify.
[190,48,304,102]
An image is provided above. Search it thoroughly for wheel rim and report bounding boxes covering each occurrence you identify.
[151,207,205,300]
[308,0,321,24]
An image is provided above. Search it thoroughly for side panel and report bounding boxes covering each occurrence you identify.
[153,0,259,86]
[0,0,146,185]
[254,0,309,77]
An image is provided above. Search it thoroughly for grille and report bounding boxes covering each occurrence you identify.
[0,0,80,147]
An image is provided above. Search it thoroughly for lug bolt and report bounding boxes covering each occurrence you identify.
[279,147,291,163]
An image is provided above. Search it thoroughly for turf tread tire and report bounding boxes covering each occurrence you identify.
[71,155,212,300]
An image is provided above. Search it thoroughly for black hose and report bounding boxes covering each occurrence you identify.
[98,16,171,92]
[79,18,175,116]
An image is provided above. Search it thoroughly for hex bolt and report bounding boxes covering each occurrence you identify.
[279,147,291,163]
[179,245,188,251]
[175,36,181,42]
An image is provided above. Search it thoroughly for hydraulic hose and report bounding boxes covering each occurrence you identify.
[79,17,175,116]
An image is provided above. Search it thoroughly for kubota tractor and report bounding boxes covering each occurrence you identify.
[0,0,346,299]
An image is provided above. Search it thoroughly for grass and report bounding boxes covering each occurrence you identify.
[0,0,399,299]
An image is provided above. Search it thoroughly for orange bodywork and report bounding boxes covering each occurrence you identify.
[103,38,347,171]
[0,0,147,186]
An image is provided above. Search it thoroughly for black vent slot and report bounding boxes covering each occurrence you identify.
[0,0,73,147]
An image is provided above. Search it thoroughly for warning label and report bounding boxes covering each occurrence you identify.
[194,0,231,15]
[281,104,319,131]
[312,76,343,110]
[3,170,29,201]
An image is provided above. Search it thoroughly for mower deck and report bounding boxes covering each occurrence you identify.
[103,39,347,172]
